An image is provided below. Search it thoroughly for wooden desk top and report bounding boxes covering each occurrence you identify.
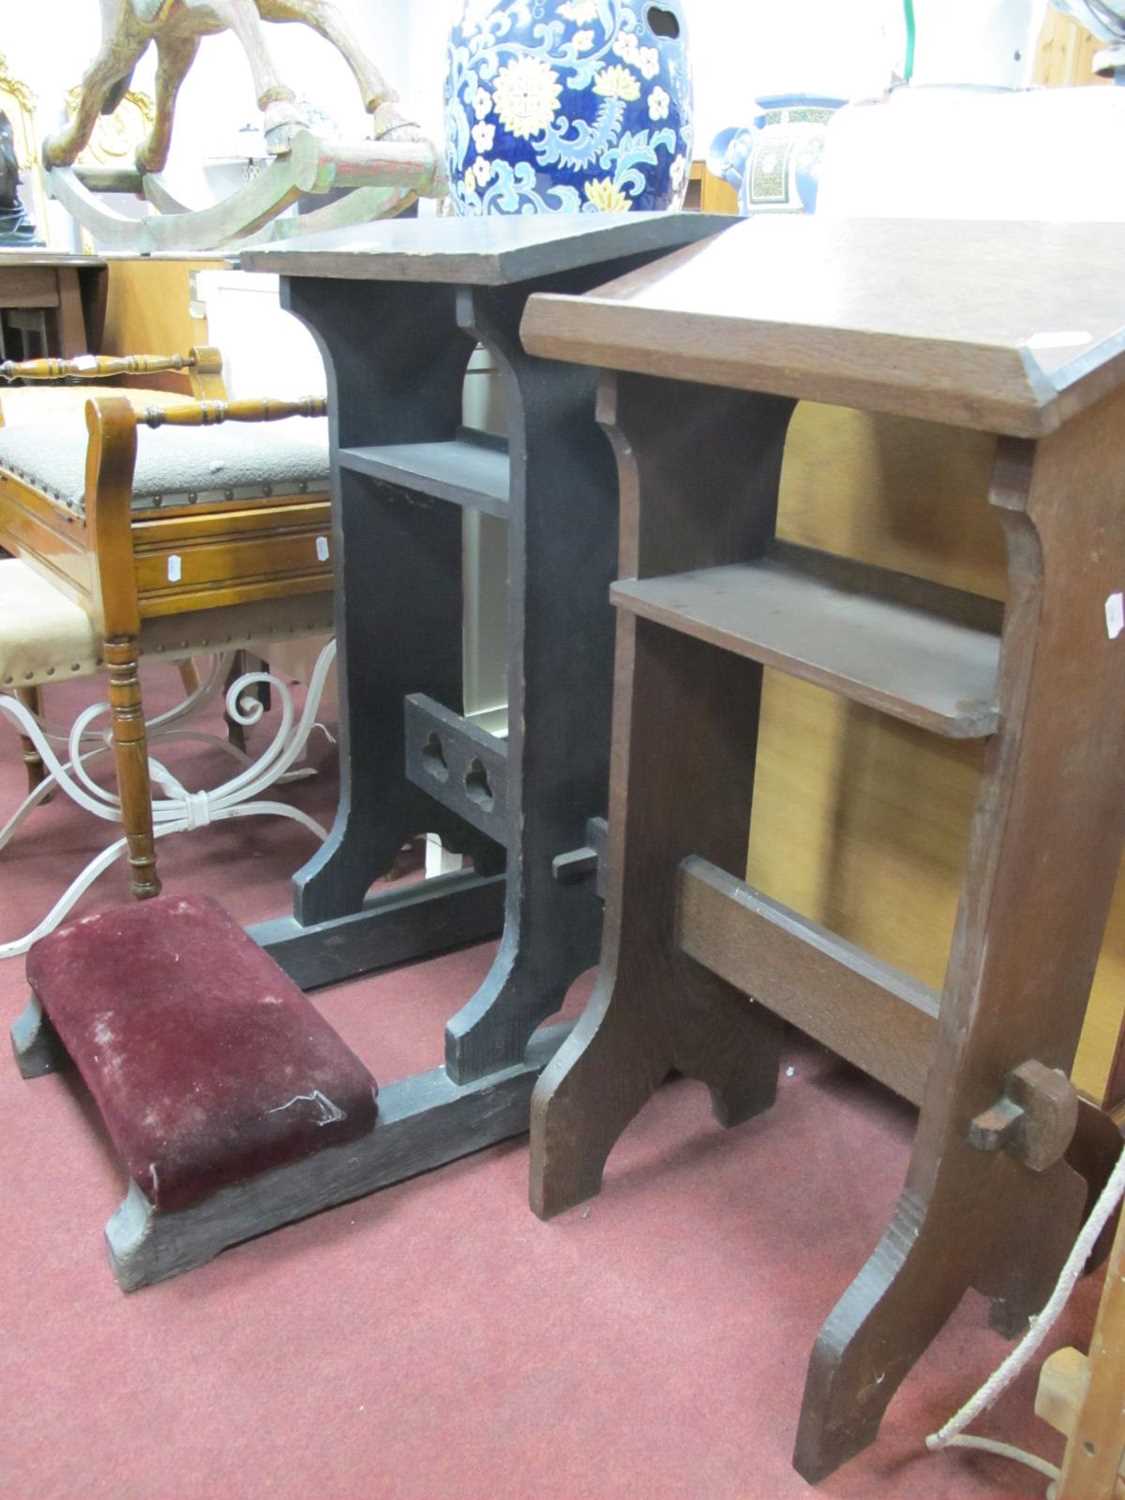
[520,217,1125,437]
[240,212,732,287]
[0,252,106,269]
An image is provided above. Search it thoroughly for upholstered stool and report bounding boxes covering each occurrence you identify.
[0,554,336,961]
[0,555,333,694]
[0,363,336,918]
[12,894,378,1289]
[0,405,330,516]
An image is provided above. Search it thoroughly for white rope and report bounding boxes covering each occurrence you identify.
[937,1435,1060,1484]
[926,1139,1125,1478]
[182,790,213,831]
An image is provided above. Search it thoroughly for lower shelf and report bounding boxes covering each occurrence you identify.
[611,543,1003,739]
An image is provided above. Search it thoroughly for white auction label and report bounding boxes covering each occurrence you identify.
[1023,330,1092,351]
[167,554,182,583]
[316,536,330,562]
[1106,592,1124,641]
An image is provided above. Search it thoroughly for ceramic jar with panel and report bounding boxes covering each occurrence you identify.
[709,95,844,215]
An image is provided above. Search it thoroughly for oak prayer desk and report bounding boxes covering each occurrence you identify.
[520,217,1125,1481]
[240,213,726,1093]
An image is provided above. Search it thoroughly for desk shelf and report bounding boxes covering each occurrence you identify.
[339,429,510,517]
[611,544,1002,739]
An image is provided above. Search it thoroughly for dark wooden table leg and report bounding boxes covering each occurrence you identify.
[443,283,616,1082]
[795,391,1125,1480]
[530,377,795,1217]
[252,277,504,987]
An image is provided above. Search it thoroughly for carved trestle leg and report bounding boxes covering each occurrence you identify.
[244,278,503,986]
[443,280,620,1082]
[530,377,797,1218]
[794,390,1125,1480]
[532,615,786,1216]
[104,635,159,901]
[14,686,46,795]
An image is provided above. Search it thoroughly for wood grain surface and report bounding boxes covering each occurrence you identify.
[521,218,1125,436]
[241,210,733,286]
[611,549,1001,738]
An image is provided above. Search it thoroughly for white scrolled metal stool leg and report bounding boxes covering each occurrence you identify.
[0,640,337,959]
[0,653,251,856]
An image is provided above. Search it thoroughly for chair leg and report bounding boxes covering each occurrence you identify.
[104,635,160,901]
[176,659,200,697]
[15,687,48,796]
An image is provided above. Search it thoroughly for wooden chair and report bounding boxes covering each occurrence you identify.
[0,350,334,931]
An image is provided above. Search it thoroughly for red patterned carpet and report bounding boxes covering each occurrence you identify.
[0,664,1101,1500]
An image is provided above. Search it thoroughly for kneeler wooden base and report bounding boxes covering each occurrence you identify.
[11,894,568,1291]
[520,219,1125,1481]
[14,993,566,1291]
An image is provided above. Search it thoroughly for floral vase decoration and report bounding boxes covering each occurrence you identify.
[445,0,693,215]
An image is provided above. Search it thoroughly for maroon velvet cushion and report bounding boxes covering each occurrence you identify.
[26,895,378,1213]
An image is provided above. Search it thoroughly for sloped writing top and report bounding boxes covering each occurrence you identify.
[240,211,732,288]
[520,216,1125,438]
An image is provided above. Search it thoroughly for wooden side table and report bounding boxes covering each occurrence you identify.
[520,217,1125,1480]
[241,214,728,1088]
[0,252,106,359]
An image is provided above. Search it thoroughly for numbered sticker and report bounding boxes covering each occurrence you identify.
[73,354,98,371]
[1106,592,1123,641]
[316,536,330,563]
[167,554,182,583]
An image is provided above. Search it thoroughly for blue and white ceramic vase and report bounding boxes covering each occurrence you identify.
[445,0,693,215]
[708,95,844,215]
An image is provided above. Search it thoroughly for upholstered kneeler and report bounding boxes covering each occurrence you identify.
[12,895,378,1289]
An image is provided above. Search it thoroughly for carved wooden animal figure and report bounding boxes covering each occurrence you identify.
[44,0,416,174]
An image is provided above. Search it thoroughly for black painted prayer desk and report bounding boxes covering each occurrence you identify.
[520,217,1125,1481]
[241,213,727,1094]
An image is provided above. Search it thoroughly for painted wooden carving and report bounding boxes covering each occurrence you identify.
[45,0,420,168]
[43,0,446,252]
